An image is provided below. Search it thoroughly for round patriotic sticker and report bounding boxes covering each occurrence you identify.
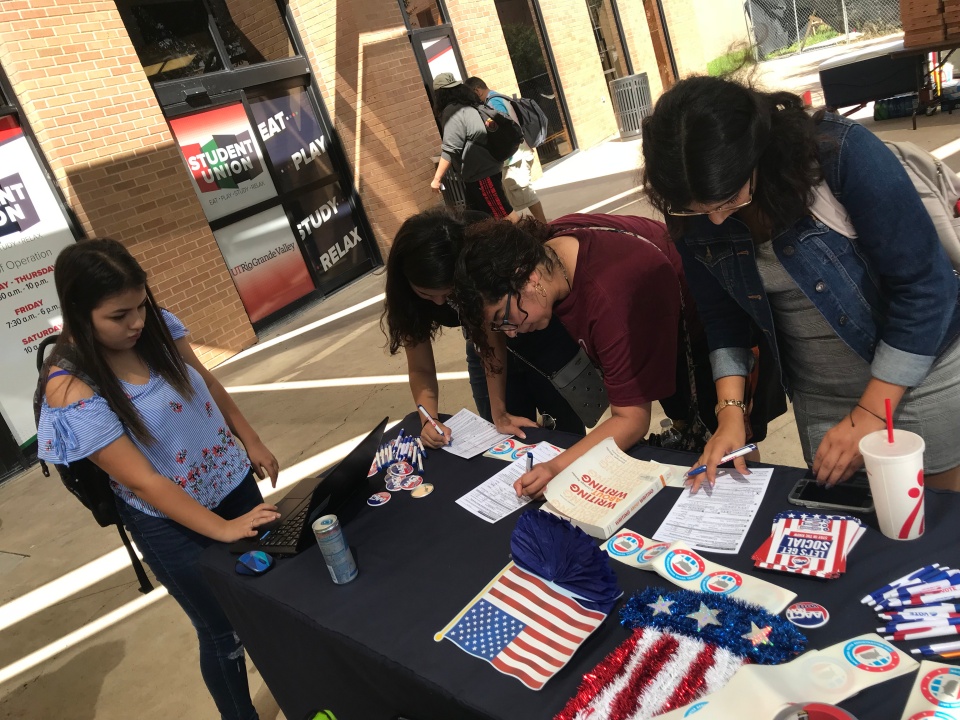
[907,712,956,720]
[683,702,709,716]
[387,461,414,479]
[920,667,960,708]
[664,549,705,581]
[636,542,671,565]
[842,639,900,672]
[801,657,853,694]
[401,475,423,490]
[786,601,830,629]
[607,532,644,557]
[700,570,742,595]
[367,492,391,507]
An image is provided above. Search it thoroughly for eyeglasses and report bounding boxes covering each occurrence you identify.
[491,292,519,333]
[667,174,755,217]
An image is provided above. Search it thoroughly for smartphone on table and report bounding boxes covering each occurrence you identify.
[788,472,874,514]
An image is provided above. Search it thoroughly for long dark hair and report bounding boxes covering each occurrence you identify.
[454,217,555,360]
[382,207,477,354]
[641,76,823,238]
[52,238,193,445]
[433,84,481,121]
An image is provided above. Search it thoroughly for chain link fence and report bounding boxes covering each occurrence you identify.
[747,0,902,58]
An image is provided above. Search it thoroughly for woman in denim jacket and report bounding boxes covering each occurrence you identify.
[642,76,960,491]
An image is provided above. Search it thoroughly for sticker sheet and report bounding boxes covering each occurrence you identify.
[900,661,960,719]
[603,531,795,614]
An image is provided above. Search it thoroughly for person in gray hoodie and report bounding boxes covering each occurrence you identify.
[430,73,519,221]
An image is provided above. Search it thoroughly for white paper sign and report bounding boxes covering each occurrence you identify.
[0,127,74,444]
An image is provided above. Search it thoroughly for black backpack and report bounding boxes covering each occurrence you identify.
[491,92,550,149]
[34,337,154,594]
[475,104,523,162]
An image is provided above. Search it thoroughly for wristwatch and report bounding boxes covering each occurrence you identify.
[714,399,747,417]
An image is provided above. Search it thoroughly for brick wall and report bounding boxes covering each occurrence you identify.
[534,0,618,150]
[0,0,256,367]
[290,0,440,256]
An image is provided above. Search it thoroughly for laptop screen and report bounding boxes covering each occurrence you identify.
[306,417,388,525]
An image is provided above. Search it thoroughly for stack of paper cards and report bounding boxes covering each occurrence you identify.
[751,511,865,579]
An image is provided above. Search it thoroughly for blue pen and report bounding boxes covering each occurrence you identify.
[910,639,960,655]
[260,530,271,540]
[863,564,941,605]
[880,617,960,633]
[685,444,757,478]
[875,574,960,609]
[879,573,960,603]
[526,451,534,473]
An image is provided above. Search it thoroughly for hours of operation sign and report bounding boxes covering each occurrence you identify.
[0,117,75,445]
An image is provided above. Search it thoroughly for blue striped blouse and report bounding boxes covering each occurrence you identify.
[37,310,251,518]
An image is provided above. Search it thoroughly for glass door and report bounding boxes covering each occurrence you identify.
[494,0,576,165]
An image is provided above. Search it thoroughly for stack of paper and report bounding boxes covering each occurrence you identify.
[752,511,865,579]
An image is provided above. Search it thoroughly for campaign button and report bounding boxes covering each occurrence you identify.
[411,483,434,498]
[385,477,404,492]
[387,461,414,478]
[401,475,423,490]
[367,492,391,506]
[367,458,379,478]
[786,601,830,628]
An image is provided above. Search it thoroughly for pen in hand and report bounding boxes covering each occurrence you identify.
[685,444,757,479]
[417,404,446,440]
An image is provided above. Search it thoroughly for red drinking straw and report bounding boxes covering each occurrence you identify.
[885,398,894,444]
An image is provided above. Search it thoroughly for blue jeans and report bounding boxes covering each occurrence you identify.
[117,472,263,720]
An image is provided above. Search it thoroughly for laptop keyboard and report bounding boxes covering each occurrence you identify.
[260,505,308,547]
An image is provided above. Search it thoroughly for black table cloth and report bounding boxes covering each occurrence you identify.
[200,416,960,720]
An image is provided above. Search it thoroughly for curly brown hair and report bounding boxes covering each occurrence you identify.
[454,217,558,364]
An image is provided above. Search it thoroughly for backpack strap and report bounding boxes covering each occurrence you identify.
[34,344,154,594]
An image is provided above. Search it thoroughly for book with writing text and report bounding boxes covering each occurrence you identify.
[543,437,672,539]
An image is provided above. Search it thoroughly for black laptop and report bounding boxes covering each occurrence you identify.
[230,417,388,557]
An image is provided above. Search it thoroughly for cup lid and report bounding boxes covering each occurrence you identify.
[859,428,925,458]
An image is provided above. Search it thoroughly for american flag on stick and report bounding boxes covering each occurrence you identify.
[436,562,606,690]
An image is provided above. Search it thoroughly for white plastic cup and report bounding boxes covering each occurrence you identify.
[859,429,926,541]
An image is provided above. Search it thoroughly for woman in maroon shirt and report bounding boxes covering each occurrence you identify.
[455,214,716,497]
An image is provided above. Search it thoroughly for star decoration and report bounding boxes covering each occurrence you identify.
[742,622,773,646]
[647,595,675,616]
[686,602,721,631]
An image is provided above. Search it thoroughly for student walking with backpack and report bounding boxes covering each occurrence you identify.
[642,76,960,491]
[37,238,281,720]
[430,72,521,220]
[466,76,548,222]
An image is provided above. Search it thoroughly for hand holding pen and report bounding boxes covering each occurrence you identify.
[417,404,451,449]
[685,443,757,494]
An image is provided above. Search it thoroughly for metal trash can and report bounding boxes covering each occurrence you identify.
[609,72,653,138]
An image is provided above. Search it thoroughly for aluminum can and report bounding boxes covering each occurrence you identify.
[311,514,358,584]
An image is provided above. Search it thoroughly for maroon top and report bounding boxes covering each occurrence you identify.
[549,214,695,408]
